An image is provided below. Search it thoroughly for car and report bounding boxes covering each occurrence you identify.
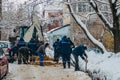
[0,41,11,59]
[0,48,9,79]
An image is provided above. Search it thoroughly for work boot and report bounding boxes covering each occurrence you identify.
[68,62,70,68]
[18,60,21,64]
[63,63,66,69]
[75,68,80,71]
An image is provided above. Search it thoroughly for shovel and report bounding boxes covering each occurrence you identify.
[85,59,89,73]
[85,61,87,72]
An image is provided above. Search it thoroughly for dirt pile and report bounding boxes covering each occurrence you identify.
[28,55,61,66]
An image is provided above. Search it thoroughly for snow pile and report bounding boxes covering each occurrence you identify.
[45,47,54,58]
[45,43,120,80]
[78,51,120,80]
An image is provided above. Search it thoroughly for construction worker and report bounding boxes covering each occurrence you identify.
[72,44,88,71]
[28,38,37,62]
[60,36,74,68]
[17,38,26,64]
[9,44,18,63]
[53,38,61,63]
[37,42,49,66]
[18,46,29,64]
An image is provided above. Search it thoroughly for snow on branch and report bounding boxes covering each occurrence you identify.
[112,0,116,3]
[67,0,107,53]
[96,0,109,5]
[117,9,120,16]
[89,0,96,8]
[117,2,120,7]
[116,5,120,9]
[89,0,113,29]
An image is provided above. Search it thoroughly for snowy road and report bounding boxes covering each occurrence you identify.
[3,63,91,80]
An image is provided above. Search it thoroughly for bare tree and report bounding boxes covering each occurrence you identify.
[66,0,120,53]
[89,0,120,53]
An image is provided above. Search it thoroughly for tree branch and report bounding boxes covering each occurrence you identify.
[96,0,109,5]
[66,0,107,53]
[89,0,113,30]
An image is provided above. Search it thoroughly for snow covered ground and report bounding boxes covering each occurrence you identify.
[3,46,120,80]
[2,47,91,80]
[3,63,91,80]
[45,47,120,80]
[78,51,120,80]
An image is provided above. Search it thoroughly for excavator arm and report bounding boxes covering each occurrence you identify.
[23,13,43,42]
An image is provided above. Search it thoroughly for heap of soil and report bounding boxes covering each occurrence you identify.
[28,55,61,66]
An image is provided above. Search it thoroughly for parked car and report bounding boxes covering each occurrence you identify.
[0,48,9,79]
[0,41,11,59]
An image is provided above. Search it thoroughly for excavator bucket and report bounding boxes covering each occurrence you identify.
[23,13,43,42]
[23,25,34,42]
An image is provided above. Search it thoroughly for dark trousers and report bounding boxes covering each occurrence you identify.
[37,52,44,66]
[22,55,28,64]
[18,52,28,64]
[61,53,71,68]
[54,51,60,63]
[73,54,80,71]
[18,52,22,64]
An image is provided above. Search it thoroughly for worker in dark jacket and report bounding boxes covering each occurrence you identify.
[72,44,88,71]
[17,38,26,64]
[53,38,61,63]
[18,46,29,64]
[60,36,74,68]
[37,42,49,66]
[67,37,75,53]
[28,38,37,62]
[17,38,26,48]
[9,45,18,63]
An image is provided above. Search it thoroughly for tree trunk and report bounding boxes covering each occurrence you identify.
[108,0,120,53]
[112,15,120,53]
[113,29,120,53]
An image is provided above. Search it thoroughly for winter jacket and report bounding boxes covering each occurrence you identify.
[53,40,61,53]
[60,36,72,55]
[72,45,87,60]
[18,46,29,58]
[9,45,18,57]
[36,44,45,56]
[17,38,26,48]
[67,38,75,53]
[28,38,37,55]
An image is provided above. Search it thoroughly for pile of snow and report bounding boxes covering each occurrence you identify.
[45,45,120,80]
[45,47,54,58]
[78,51,120,80]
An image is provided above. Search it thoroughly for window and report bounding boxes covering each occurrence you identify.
[82,5,86,12]
[78,2,93,12]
